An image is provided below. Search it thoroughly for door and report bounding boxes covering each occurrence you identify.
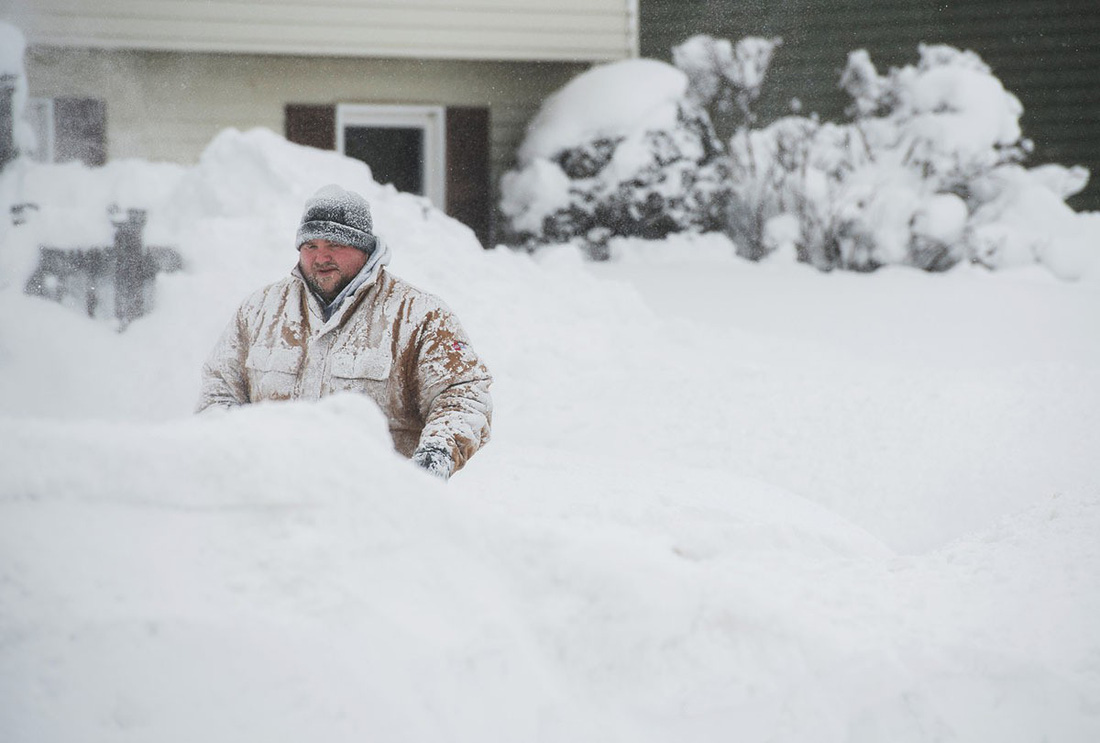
[336,104,445,210]
[285,102,491,246]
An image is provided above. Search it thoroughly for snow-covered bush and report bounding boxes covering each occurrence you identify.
[500,37,1098,279]
[673,34,782,139]
[729,44,1036,272]
[499,58,729,258]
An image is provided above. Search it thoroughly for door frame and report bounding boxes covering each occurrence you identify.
[335,103,446,209]
[26,98,56,163]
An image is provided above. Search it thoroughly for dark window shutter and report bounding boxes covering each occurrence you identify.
[53,97,106,166]
[445,106,491,248]
[285,104,336,150]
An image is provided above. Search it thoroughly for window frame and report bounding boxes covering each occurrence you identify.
[26,97,56,163]
[335,103,446,209]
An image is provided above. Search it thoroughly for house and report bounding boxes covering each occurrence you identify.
[640,0,1100,212]
[4,0,641,245]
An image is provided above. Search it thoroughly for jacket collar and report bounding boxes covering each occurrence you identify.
[294,238,392,324]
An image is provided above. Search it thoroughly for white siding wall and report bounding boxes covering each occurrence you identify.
[4,0,637,62]
[23,47,587,182]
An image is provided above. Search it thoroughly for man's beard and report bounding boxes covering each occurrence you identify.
[302,265,351,303]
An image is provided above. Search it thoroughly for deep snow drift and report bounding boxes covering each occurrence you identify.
[1,129,1099,742]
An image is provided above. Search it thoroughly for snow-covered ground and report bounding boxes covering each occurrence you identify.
[2,130,1099,742]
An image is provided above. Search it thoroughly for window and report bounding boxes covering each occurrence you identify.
[336,104,446,209]
[24,97,105,166]
[286,102,491,247]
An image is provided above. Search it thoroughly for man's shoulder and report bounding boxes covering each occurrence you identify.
[380,270,453,320]
[237,274,301,316]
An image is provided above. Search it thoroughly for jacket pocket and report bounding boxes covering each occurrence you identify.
[245,346,302,400]
[330,348,392,381]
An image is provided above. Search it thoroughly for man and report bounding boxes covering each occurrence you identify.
[197,184,492,480]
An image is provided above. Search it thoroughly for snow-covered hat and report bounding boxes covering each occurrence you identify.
[296,184,377,254]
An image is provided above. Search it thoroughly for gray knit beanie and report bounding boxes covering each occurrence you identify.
[296,184,377,253]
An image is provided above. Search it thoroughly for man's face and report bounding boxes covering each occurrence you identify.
[298,239,369,303]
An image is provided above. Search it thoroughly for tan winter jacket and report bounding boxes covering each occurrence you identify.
[196,265,492,472]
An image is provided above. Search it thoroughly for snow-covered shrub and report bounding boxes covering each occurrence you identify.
[673,34,782,139]
[724,43,1098,277]
[500,38,788,258]
[499,58,729,257]
[501,38,1097,279]
[727,45,1039,272]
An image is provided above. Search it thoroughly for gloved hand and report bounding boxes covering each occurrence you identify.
[412,444,454,481]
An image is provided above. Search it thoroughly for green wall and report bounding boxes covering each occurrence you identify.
[641,0,1100,211]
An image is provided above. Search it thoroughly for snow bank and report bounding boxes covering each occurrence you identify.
[0,396,609,741]
[4,397,1098,742]
[2,128,1100,741]
[0,127,506,417]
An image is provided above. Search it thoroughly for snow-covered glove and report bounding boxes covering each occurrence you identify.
[412,444,454,481]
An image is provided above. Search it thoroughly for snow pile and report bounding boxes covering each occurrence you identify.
[0,126,655,421]
[2,128,1100,741]
[0,395,605,741]
[500,40,1099,281]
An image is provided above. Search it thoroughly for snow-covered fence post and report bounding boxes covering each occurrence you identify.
[23,206,179,330]
[0,72,16,170]
[112,208,151,328]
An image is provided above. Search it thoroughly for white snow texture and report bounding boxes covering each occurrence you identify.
[1,22,1100,743]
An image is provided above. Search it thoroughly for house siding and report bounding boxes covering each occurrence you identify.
[5,0,636,62]
[23,46,587,193]
[641,0,1100,211]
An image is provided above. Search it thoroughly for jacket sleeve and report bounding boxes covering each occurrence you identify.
[413,308,493,473]
[195,305,251,412]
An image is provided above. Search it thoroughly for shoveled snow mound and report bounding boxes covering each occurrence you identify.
[4,397,1096,742]
[0,396,605,741]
